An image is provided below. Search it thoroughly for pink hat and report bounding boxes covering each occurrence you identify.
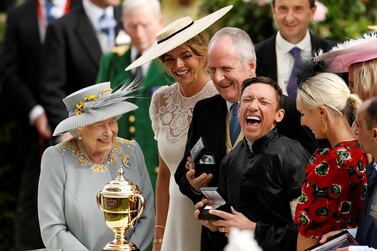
[316,33,377,73]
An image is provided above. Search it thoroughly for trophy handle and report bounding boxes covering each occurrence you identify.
[96,191,103,211]
[129,193,145,227]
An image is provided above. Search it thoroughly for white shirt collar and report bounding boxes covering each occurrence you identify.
[40,0,67,16]
[247,140,254,153]
[374,162,377,171]
[226,101,239,113]
[83,0,114,32]
[276,30,311,54]
[131,46,142,62]
[130,46,152,74]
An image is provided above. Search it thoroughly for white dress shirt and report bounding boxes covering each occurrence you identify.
[275,31,311,95]
[83,0,115,53]
[130,47,151,76]
[38,0,68,41]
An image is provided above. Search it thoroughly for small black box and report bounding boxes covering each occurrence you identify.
[191,138,217,177]
[198,187,231,221]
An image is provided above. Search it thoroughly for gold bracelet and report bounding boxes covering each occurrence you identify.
[153,238,163,244]
[155,225,165,229]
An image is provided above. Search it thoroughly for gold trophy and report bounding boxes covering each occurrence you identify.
[97,168,145,251]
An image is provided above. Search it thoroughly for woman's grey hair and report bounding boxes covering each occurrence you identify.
[68,115,122,139]
[298,73,361,119]
[208,27,256,69]
[122,0,161,17]
[69,128,82,139]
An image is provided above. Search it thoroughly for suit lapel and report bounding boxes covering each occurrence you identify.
[113,6,122,35]
[28,0,42,46]
[309,32,323,55]
[256,35,278,81]
[74,6,102,67]
[266,35,278,81]
[214,95,228,147]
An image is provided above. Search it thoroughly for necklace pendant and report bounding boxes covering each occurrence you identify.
[92,164,108,173]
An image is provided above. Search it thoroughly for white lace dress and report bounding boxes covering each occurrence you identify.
[150,81,217,251]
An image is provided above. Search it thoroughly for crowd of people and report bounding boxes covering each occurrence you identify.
[2,0,377,250]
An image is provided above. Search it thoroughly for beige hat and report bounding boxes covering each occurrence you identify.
[125,5,233,71]
[53,81,139,136]
[368,25,377,31]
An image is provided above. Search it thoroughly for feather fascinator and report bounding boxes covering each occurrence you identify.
[316,32,377,73]
[296,56,330,88]
[53,79,140,136]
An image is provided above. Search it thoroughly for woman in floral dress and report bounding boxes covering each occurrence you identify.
[294,72,368,251]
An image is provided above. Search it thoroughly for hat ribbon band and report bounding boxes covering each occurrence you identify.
[157,21,194,44]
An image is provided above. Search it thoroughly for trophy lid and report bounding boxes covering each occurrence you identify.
[100,168,141,197]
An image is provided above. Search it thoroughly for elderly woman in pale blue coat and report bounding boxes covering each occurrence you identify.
[38,82,154,251]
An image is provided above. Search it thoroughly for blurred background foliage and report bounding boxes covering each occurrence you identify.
[0,0,377,250]
[201,0,377,43]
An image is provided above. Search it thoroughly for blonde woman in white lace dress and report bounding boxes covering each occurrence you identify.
[152,32,218,250]
[125,7,231,251]
[149,32,217,250]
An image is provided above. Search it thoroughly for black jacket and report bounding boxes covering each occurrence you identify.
[215,129,310,251]
[255,32,335,81]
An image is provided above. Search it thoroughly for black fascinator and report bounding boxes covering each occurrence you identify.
[296,56,331,88]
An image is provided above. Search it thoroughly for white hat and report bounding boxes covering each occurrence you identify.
[316,33,377,73]
[125,5,233,71]
[53,81,138,136]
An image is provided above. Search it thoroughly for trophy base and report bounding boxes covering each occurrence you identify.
[103,241,139,251]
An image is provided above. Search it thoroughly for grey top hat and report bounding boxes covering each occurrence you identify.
[53,81,138,136]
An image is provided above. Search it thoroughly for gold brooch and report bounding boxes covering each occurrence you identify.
[92,164,108,173]
[122,155,130,168]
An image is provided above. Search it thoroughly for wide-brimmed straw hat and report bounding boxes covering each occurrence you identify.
[53,81,138,136]
[316,33,377,73]
[125,5,233,71]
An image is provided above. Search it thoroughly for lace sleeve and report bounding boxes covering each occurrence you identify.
[149,86,168,140]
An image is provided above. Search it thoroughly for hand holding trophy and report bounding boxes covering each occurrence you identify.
[97,168,145,251]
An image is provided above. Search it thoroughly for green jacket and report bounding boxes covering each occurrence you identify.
[97,49,174,190]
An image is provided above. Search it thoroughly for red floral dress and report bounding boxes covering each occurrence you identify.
[294,140,367,239]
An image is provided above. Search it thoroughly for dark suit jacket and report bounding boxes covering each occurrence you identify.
[4,0,43,123]
[39,3,121,131]
[175,94,228,204]
[2,1,79,249]
[255,32,334,154]
[255,32,335,81]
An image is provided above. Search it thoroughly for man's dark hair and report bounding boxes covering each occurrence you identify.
[272,0,316,8]
[241,76,283,109]
[365,97,377,129]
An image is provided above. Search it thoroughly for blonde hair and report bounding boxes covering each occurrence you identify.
[351,58,377,101]
[298,73,361,120]
[160,32,208,71]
